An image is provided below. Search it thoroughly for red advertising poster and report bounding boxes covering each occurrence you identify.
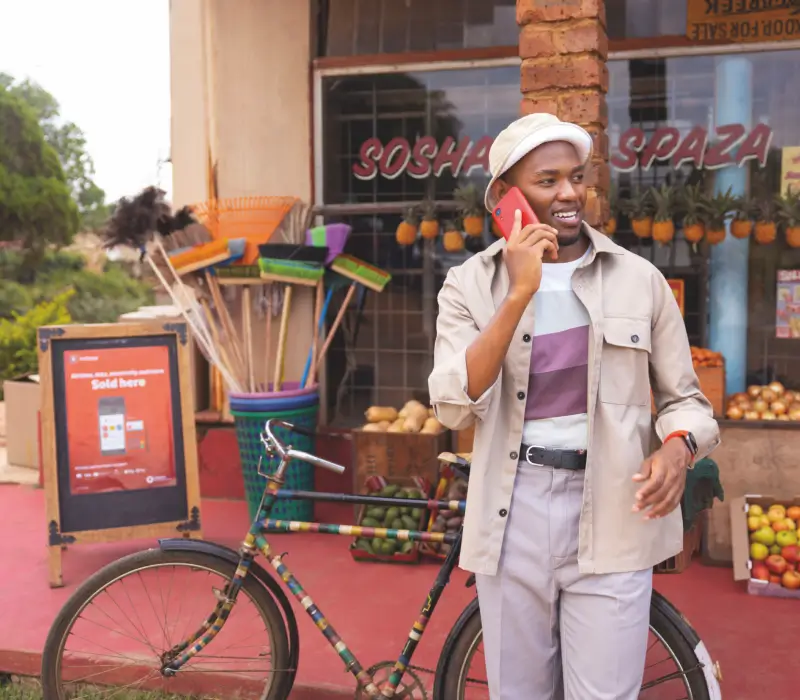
[63,346,177,495]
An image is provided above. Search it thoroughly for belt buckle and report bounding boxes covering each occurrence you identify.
[524,445,546,466]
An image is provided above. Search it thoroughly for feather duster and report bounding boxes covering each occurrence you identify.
[103,186,198,256]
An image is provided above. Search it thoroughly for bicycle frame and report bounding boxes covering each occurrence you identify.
[160,420,467,699]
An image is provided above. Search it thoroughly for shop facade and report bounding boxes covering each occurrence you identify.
[169,0,800,559]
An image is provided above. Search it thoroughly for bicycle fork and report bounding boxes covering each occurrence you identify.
[161,534,259,675]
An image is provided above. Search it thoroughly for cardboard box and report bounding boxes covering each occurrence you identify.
[730,494,800,599]
[2,375,41,469]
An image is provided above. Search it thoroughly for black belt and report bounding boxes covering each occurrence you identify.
[520,444,587,470]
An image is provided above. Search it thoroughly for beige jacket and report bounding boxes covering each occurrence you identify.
[429,224,720,576]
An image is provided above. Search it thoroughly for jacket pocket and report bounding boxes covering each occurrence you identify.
[599,317,652,406]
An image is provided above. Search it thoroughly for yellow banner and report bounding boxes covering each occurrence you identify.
[781,147,800,195]
[687,1,800,43]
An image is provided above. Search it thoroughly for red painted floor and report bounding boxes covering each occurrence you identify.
[0,483,795,699]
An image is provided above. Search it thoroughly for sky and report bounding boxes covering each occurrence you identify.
[0,0,173,203]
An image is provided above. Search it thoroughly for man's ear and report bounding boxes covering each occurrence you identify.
[491,178,510,207]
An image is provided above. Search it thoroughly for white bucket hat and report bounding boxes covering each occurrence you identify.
[484,113,594,211]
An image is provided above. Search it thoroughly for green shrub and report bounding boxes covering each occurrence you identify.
[0,290,73,396]
[0,280,34,318]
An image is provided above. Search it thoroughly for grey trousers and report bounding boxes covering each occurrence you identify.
[475,462,653,700]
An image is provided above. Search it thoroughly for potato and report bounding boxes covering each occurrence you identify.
[365,406,398,423]
[421,417,443,434]
[403,413,426,433]
[387,418,408,433]
[399,400,427,419]
[361,422,383,432]
[428,407,435,417]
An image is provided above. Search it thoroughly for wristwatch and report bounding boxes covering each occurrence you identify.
[665,430,698,467]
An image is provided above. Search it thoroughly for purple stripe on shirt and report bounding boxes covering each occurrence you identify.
[525,364,588,420]
[530,325,590,375]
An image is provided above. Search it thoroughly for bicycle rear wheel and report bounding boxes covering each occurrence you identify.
[41,549,292,700]
[434,595,714,699]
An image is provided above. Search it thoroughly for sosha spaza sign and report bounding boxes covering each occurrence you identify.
[352,123,772,180]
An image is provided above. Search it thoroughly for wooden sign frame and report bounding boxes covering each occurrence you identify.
[38,321,203,587]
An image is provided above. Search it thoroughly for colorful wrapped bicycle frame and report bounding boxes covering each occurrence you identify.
[159,442,468,699]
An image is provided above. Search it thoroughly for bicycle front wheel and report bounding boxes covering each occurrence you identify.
[434,596,713,699]
[41,548,292,700]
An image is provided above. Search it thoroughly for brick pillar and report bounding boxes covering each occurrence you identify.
[517,0,610,229]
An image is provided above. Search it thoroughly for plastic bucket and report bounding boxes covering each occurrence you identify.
[231,401,318,522]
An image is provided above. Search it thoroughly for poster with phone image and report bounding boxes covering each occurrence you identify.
[63,345,176,495]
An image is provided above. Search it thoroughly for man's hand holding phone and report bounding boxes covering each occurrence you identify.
[505,209,559,301]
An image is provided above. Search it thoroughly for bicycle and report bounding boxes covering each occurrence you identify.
[42,419,723,699]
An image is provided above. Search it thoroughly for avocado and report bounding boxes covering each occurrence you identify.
[400,541,414,554]
[371,537,384,552]
[380,484,399,497]
[410,508,423,520]
[391,518,405,530]
[380,540,398,555]
[401,515,417,530]
[385,507,400,523]
[366,506,387,520]
[360,517,381,529]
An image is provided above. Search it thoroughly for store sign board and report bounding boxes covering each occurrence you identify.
[687,0,800,43]
[352,123,773,180]
[667,279,686,318]
[780,146,800,195]
[777,269,800,339]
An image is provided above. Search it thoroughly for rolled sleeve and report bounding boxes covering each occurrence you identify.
[649,273,721,460]
[428,269,499,431]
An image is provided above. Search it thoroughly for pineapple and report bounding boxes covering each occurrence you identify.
[620,188,654,238]
[776,188,800,249]
[455,184,485,237]
[650,184,675,244]
[678,183,707,244]
[753,195,778,245]
[395,206,419,246]
[419,199,440,240]
[442,219,465,252]
[731,194,754,239]
[702,188,738,245]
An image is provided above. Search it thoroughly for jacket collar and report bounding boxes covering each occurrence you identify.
[477,222,623,263]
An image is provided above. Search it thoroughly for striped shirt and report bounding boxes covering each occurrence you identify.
[522,245,591,450]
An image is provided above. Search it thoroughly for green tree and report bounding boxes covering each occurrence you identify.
[0,73,109,230]
[0,85,79,270]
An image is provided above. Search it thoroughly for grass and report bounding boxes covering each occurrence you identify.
[0,676,186,700]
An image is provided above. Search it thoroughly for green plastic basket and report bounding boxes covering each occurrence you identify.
[231,404,318,522]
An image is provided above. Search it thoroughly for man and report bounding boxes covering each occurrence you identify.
[428,113,720,699]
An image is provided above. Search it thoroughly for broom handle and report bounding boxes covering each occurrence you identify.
[205,271,247,386]
[201,298,238,402]
[314,283,357,374]
[243,286,255,393]
[273,285,293,392]
[304,279,325,389]
[264,284,273,392]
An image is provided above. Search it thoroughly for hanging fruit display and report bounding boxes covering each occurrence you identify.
[679,183,707,244]
[776,189,800,249]
[455,185,485,238]
[731,195,754,239]
[703,188,738,245]
[650,183,675,244]
[753,195,778,245]
[621,188,654,238]
[419,200,440,240]
[604,183,617,236]
[442,220,465,252]
[396,206,419,246]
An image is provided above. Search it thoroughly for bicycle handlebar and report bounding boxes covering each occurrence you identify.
[260,419,346,475]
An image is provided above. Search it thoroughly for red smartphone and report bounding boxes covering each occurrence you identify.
[491,186,539,240]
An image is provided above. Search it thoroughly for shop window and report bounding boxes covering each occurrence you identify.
[605,0,688,40]
[319,49,800,424]
[321,0,517,57]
